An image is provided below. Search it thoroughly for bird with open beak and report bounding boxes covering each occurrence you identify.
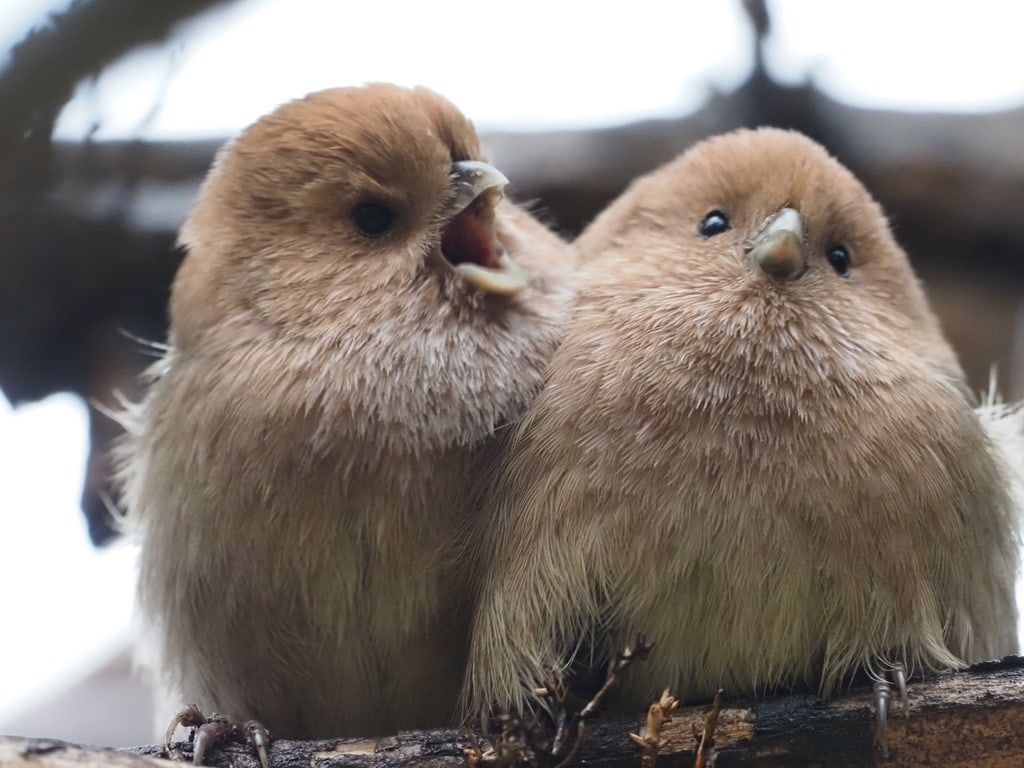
[117,84,573,743]
[462,127,1022,751]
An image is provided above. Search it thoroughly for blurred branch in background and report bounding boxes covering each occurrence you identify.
[1,0,1023,546]
[0,0,237,544]
[0,0,235,206]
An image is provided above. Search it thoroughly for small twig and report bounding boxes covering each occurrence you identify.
[465,733,481,768]
[464,728,488,768]
[629,689,679,768]
[579,634,656,720]
[550,635,655,768]
[471,635,657,768]
[543,673,574,764]
[692,690,723,768]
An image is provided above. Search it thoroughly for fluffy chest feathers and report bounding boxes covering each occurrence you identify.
[464,127,1019,719]
[124,320,511,735]
[520,283,1011,702]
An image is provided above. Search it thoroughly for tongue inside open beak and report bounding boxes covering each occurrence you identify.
[441,161,528,296]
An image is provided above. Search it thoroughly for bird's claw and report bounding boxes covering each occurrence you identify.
[872,664,909,757]
[890,663,909,717]
[245,720,272,768]
[164,706,272,768]
[165,705,206,756]
[872,680,890,757]
[191,715,235,766]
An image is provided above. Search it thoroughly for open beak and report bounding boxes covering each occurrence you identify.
[440,160,528,296]
[749,207,806,279]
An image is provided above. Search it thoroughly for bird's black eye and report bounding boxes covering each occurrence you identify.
[698,209,730,237]
[351,202,396,237]
[826,245,851,277]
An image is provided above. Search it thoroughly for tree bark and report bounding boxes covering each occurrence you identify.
[2,657,1022,768]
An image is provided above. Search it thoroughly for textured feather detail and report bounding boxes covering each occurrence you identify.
[116,84,574,738]
[463,127,1022,718]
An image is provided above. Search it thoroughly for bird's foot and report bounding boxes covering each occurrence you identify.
[165,705,272,768]
[872,663,909,757]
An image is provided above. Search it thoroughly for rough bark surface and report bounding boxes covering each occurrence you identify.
[2,658,1022,768]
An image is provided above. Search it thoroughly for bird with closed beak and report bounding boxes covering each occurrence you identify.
[117,83,573,742]
[462,128,1022,743]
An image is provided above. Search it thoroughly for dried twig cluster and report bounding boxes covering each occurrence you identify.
[628,688,679,768]
[466,635,656,768]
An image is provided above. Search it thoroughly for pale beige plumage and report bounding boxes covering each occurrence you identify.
[117,84,573,738]
[463,127,1022,717]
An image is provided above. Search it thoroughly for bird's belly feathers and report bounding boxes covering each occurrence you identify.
[142,475,470,738]
[603,421,989,708]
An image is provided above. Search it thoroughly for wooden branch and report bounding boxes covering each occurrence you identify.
[2,657,1021,768]
[0,0,238,205]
